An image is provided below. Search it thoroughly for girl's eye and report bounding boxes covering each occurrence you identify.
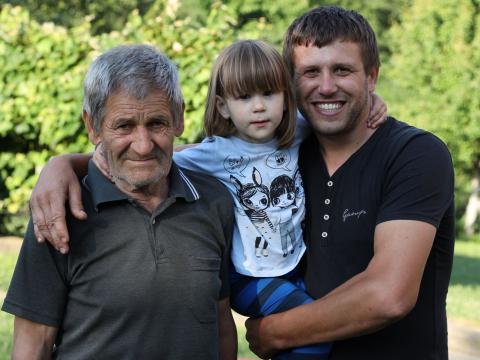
[263,90,273,96]
[238,94,251,100]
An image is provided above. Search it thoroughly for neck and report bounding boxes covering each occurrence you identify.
[116,177,170,213]
[316,117,376,177]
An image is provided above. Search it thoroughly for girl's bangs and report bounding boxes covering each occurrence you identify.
[221,48,286,98]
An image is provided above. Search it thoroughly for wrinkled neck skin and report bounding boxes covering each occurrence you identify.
[114,176,170,213]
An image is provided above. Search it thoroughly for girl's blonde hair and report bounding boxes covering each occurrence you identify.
[204,40,296,148]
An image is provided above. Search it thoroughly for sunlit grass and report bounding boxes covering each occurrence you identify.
[0,239,478,359]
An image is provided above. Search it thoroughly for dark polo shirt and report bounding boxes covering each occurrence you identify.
[2,161,234,359]
[299,118,455,360]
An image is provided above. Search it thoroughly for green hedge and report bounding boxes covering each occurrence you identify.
[0,3,252,234]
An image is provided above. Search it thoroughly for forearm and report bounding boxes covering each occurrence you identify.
[255,220,434,352]
[262,269,400,350]
[61,153,92,177]
[217,298,237,360]
[12,317,57,360]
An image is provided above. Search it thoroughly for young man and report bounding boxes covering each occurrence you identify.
[245,6,454,359]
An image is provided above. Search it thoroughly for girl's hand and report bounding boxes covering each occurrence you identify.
[92,142,112,180]
[368,93,388,129]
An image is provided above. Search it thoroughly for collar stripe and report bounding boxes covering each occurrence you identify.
[178,169,200,200]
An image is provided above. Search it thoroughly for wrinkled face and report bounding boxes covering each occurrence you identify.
[217,91,285,144]
[293,40,378,138]
[87,89,183,192]
[273,191,295,208]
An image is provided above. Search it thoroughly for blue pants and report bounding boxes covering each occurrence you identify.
[230,268,332,359]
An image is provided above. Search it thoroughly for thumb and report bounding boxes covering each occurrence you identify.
[68,181,87,220]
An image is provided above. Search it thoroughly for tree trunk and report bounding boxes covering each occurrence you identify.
[464,172,480,236]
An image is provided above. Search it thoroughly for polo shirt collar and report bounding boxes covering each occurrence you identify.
[169,162,200,202]
[83,160,200,209]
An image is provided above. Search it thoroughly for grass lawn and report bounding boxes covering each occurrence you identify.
[0,239,478,359]
[446,240,480,325]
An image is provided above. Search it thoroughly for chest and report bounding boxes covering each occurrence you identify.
[66,201,225,315]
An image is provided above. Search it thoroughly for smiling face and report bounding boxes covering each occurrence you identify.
[85,89,183,193]
[216,90,285,144]
[293,40,378,139]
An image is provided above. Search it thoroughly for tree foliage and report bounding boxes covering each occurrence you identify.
[0,2,248,233]
[3,0,156,34]
[1,0,478,236]
[384,0,480,232]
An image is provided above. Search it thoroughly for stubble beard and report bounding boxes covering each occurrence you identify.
[299,87,370,138]
[103,147,171,191]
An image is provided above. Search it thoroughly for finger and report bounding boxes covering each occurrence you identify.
[68,180,87,220]
[92,143,112,180]
[43,199,70,253]
[33,222,44,243]
[368,104,387,128]
[30,196,51,243]
[46,194,72,252]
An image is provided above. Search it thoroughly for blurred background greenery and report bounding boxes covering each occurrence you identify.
[1,0,480,239]
[0,1,480,358]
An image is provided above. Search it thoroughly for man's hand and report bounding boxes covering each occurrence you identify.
[245,316,280,359]
[29,155,88,254]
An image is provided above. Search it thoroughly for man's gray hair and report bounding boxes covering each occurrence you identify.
[83,44,183,133]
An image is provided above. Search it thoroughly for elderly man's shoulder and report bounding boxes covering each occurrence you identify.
[178,167,233,203]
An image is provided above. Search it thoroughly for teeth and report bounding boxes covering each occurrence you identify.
[317,103,341,111]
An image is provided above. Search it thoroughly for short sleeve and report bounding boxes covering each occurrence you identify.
[377,134,454,227]
[173,138,221,176]
[2,220,68,327]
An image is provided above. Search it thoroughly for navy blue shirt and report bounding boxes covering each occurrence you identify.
[299,118,454,359]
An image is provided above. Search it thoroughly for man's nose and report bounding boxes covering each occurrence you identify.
[131,126,154,155]
[317,72,337,96]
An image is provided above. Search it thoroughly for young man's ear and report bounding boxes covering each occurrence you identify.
[367,67,380,93]
[82,110,101,145]
[216,95,231,119]
[174,102,185,137]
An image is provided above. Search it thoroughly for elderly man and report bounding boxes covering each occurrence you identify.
[2,45,236,359]
[245,6,455,360]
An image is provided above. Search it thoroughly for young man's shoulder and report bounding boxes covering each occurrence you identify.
[381,117,451,156]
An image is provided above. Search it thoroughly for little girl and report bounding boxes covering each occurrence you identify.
[32,40,386,359]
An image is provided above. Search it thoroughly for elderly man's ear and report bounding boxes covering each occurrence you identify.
[174,102,185,137]
[82,110,101,146]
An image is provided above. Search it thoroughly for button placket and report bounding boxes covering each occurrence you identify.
[321,179,334,243]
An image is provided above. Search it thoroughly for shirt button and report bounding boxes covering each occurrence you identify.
[327,181,333,187]
[324,214,330,220]
[321,232,328,238]
[152,219,156,225]
[325,199,331,205]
